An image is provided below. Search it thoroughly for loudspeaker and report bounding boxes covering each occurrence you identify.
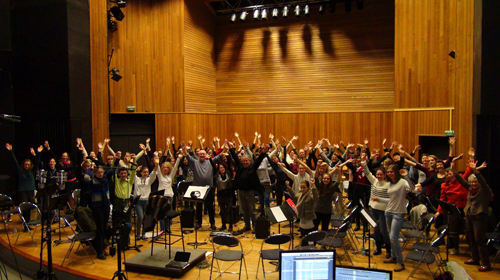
[255,216,270,239]
[181,208,195,228]
[230,205,239,224]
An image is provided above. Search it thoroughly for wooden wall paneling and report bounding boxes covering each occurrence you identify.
[184,0,217,113]
[90,0,109,150]
[395,0,455,109]
[107,0,185,114]
[214,0,395,114]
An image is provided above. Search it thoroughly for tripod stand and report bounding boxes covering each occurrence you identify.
[110,210,129,280]
[124,196,142,252]
[36,183,63,280]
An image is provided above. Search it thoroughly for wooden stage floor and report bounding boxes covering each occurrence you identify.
[1,213,499,280]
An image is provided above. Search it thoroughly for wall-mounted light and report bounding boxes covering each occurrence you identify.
[294,4,301,17]
[282,5,289,18]
[261,8,268,20]
[240,10,248,21]
[272,7,279,19]
[253,9,260,20]
[230,11,237,23]
[304,4,310,16]
[110,68,122,82]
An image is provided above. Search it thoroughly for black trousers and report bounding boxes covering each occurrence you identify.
[314,211,331,231]
[196,188,215,226]
[218,195,233,227]
[466,212,490,266]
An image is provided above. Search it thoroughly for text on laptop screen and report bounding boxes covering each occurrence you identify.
[280,250,335,280]
[336,266,392,280]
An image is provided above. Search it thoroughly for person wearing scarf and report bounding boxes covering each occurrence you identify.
[286,178,318,238]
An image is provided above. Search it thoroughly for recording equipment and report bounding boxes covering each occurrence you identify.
[209,231,232,238]
[280,250,336,280]
[36,169,48,189]
[336,266,393,280]
[190,190,201,199]
[56,170,67,190]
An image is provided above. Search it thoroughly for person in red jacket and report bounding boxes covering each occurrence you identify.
[434,167,472,255]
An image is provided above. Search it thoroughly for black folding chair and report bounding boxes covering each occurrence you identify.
[61,216,97,266]
[295,230,327,250]
[319,222,353,265]
[210,235,248,280]
[256,234,291,280]
[15,202,42,247]
[405,230,447,280]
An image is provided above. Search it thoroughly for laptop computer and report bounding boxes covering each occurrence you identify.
[165,251,191,269]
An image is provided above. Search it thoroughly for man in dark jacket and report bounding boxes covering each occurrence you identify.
[229,143,267,234]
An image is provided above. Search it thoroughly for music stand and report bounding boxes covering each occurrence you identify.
[352,183,372,255]
[50,194,71,247]
[183,185,211,248]
[265,204,296,247]
[437,200,461,262]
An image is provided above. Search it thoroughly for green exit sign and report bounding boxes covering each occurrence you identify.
[127,106,136,112]
[445,130,455,136]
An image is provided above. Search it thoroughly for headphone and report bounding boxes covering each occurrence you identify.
[190,190,201,198]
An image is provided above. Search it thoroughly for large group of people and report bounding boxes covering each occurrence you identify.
[4,133,496,272]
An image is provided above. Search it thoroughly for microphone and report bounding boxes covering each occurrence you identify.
[1,114,21,119]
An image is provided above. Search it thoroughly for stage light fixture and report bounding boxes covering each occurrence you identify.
[261,8,268,20]
[110,6,125,21]
[272,7,279,19]
[319,3,325,14]
[230,12,237,23]
[107,14,117,32]
[282,5,289,18]
[304,4,310,16]
[329,0,337,13]
[294,4,301,17]
[345,0,352,12]
[240,10,248,21]
[356,0,364,10]
[253,9,260,20]
[110,68,122,82]
[117,0,126,8]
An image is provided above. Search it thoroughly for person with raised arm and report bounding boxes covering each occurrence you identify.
[361,159,391,258]
[313,169,341,232]
[455,159,493,272]
[5,143,39,231]
[181,141,221,231]
[286,178,318,238]
[383,165,416,272]
[133,158,158,240]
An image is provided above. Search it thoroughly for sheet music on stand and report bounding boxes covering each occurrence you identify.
[265,205,296,224]
[360,208,377,228]
[183,185,210,202]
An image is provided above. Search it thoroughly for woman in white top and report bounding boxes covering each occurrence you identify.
[134,160,158,240]
[361,160,391,258]
[383,164,416,272]
[155,154,182,232]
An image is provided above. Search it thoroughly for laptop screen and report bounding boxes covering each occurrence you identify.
[174,251,191,262]
[336,266,392,280]
[280,250,335,280]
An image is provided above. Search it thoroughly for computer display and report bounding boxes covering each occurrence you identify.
[336,265,392,280]
[279,250,335,280]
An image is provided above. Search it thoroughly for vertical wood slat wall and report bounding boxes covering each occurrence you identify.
[184,0,216,113]
[107,0,185,114]
[90,0,478,171]
[215,0,395,114]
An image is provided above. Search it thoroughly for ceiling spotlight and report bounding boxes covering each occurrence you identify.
[282,5,289,18]
[110,6,125,21]
[294,4,301,17]
[345,0,352,12]
[110,68,122,82]
[253,9,260,20]
[107,14,117,32]
[117,0,126,8]
[240,10,247,21]
[329,0,337,13]
[356,0,364,10]
[304,4,310,16]
[319,3,325,14]
[230,12,237,23]
[272,7,279,19]
[261,8,268,20]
